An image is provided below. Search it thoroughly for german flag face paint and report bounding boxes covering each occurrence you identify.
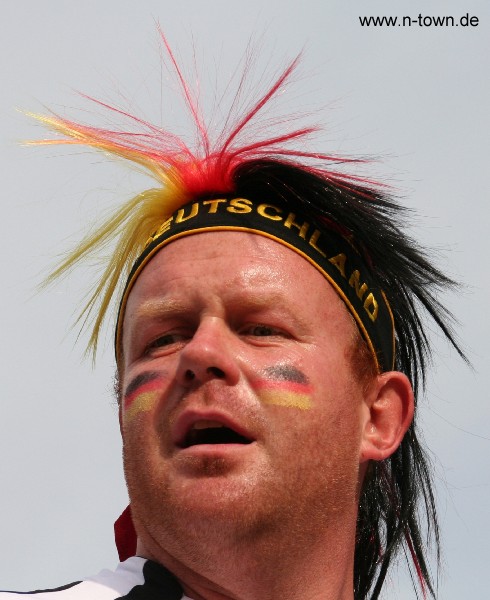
[123,371,163,422]
[252,365,313,410]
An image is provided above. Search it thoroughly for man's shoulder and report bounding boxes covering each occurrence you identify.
[0,557,168,599]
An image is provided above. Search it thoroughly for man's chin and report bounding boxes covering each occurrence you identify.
[126,443,282,541]
[132,479,270,558]
[166,463,265,513]
[136,466,273,532]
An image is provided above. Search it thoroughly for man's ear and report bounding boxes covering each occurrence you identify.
[359,371,414,463]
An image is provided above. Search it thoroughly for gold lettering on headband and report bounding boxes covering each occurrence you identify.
[203,199,227,213]
[348,270,368,301]
[327,255,379,323]
[308,229,327,257]
[175,202,199,223]
[284,212,310,239]
[329,253,347,278]
[363,293,379,322]
[257,204,282,220]
[227,198,253,213]
[145,216,173,247]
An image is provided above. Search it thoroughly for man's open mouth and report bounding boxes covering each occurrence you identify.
[179,420,254,448]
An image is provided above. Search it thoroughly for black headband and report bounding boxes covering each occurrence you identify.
[115,197,395,371]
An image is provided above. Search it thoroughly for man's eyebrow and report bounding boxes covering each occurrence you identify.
[133,292,310,331]
[233,293,309,330]
[133,298,189,322]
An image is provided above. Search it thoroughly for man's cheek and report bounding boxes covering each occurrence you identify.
[122,372,165,424]
[252,365,314,410]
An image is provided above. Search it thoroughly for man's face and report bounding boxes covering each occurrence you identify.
[120,231,371,549]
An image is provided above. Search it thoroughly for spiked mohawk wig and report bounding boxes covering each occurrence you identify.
[31,32,464,600]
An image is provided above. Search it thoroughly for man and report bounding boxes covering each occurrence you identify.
[2,48,463,600]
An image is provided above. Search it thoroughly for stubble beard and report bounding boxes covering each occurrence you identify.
[124,438,360,576]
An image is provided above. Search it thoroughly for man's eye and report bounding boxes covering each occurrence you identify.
[245,325,281,337]
[147,333,186,350]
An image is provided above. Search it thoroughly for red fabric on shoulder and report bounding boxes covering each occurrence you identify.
[114,505,137,561]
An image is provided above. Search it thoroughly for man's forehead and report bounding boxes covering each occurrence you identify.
[124,230,331,310]
[133,229,306,280]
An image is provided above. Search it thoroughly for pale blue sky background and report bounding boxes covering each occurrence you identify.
[1,1,488,598]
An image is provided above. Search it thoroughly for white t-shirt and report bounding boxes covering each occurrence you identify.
[0,557,191,599]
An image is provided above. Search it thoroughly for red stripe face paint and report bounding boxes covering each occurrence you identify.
[123,372,163,422]
[252,365,313,410]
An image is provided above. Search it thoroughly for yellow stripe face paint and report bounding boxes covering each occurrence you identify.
[123,373,162,422]
[253,380,313,410]
[252,366,313,410]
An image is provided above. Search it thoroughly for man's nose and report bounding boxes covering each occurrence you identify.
[175,318,240,387]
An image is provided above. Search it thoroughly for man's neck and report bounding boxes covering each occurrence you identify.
[136,518,357,600]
